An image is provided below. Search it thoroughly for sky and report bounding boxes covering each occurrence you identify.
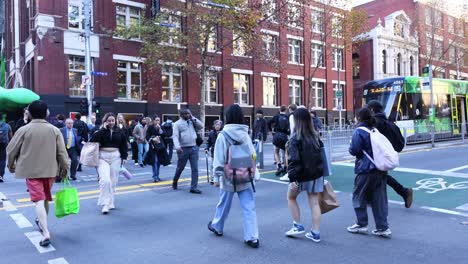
[352,0,468,17]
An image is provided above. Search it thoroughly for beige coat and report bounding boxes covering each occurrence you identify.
[7,119,69,179]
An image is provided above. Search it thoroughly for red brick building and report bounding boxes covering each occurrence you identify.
[353,0,468,109]
[5,0,354,127]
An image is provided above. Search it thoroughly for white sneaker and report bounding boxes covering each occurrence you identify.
[347,224,368,234]
[102,205,110,214]
[279,174,289,181]
[285,223,306,237]
[371,228,392,238]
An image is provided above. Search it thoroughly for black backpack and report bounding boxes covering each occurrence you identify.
[297,137,324,181]
[377,119,405,152]
[162,122,173,138]
[276,114,290,134]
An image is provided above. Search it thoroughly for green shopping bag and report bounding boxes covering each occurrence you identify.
[55,178,80,218]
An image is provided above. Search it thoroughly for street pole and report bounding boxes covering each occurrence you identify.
[84,0,93,124]
[429,65,434,147]
[338,51,342,130]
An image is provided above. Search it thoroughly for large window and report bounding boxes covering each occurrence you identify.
[382,50,387,74]
[263,76,277,106]
[162,65,183,102]
[207,27,217,52]
[410,56,414,76]
[289,79,302,105]
[69,56,86,97]
[311,10,323,33]
[333,48,343,69]
[205,71,218,104]
[287,3,302,28]
[263,34,278,59]
[233,73,249,105]
[449,47,456,64]
[448,17,455,33]
[116,4,141,38]
[288,39,302,64]
[233,33,246,56]
[159,12,182,45]
[397,53,402,76]
[333,83,344,109]
[68,0,93,30]
[262,0,277,22]
[458,22,465,37]
[435,40,443,59]
[311,81,324,108]
[311,43,324,67]
[117,61,142,100]
[353,53,360,79]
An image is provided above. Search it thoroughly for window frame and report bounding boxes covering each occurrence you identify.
[233,73,250,105]
[289,79,302,105]
[263,34,278,59]
[263,76,277,106]
[233,33,247,56]
[332,48,344,70]
[204,70,219,104]
[311,81,324,109]
[116,4,142,39]
[68,55,89,98]
[288,39,302,64]
[311,43,324,67]
[117,61,142,101]
[333,83,345,110]
[311,10,324,33]
[68,0,93,31]
[161,65,183,103]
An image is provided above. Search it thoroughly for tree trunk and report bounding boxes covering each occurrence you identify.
[199,61,206,134]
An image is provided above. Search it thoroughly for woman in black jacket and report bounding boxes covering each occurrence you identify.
[285,108,324,243]
[146,115,166,182]
[90,113,128,215]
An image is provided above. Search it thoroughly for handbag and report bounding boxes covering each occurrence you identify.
[321,146,332,176]
[190,121,204,147]
[319,180,339,214]
[119,166,133,180]
[79,142,100,167]
[55,178,80,218]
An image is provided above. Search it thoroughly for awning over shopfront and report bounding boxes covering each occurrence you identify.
[0,87,40,111]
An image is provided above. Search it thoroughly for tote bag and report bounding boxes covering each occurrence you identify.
[80,142,100,167]
[319,180,339,214]
[55,179,80,218]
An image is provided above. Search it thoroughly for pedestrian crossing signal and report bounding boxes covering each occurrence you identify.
[80,99,88,115]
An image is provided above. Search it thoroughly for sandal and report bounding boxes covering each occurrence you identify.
[39,238,51,247]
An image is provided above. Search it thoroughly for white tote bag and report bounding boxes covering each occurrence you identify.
[79,142,100,167]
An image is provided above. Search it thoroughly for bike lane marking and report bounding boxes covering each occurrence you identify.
[446,164,468,172]
[48,258,70,264]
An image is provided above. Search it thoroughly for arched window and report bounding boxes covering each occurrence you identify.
[382,50,387,74]
[410,56,414,76]
[397,53,402,76]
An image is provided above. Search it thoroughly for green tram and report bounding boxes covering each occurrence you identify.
[362,77,468,143]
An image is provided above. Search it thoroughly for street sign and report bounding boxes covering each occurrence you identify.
[336,90,343,98]
[422,66,430,77]
[423,77,430,90]
[92,71,108,76]
[82,75,92,86]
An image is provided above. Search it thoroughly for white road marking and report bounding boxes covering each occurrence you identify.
[24,231,56,253]
[48,258,70,264]
[446,164,468,172]
[333,162,468,179]
[10,213,33,228]
[389,200,405,205]
[421,206,468,217]
[0,191,6,200]
[456,203,468,211]
[3,201,17,211]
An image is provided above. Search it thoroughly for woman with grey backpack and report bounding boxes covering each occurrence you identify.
[207,104,260,248]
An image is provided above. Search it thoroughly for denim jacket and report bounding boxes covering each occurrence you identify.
[349,123,377,174]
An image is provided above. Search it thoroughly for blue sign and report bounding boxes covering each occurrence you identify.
[159,23,177,28]
[92,71,108,76]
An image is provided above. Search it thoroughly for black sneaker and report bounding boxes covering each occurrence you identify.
[172,181,178,190]
[208,221,223,236]
[245,239,260,248]
[0,176,3,183]
[275,167,283,176]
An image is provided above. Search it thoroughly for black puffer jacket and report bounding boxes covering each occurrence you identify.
[287,134,324,183]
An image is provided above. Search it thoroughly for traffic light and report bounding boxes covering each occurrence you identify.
[79,99,89,115]
[92,100,101,118]
[422,66,430,77]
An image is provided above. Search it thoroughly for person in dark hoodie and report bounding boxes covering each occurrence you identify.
[367,100,413,208]
[205,120,223,184]
[207,104,260,248]
[253,109,268,142]
[347,107,391,238]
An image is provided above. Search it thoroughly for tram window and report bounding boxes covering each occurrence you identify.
[434,95,450,118]
[398,93,414,120]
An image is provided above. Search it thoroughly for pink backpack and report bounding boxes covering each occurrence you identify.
[221,131,256,192]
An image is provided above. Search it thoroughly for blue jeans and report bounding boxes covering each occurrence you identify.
[152,154,161,181]
[0,143,6,176]
[173,146,199,190]
[211,187,259,241]
[138,143,149,165]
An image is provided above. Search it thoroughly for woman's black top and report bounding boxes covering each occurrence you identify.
[146,125,165,143]
[90,127,128,160]
[287,134,324,183]
[206,130,220,156]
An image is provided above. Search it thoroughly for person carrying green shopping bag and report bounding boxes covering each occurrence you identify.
[7,101,69,248]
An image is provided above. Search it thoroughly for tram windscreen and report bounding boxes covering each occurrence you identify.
[362,78,402,120]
